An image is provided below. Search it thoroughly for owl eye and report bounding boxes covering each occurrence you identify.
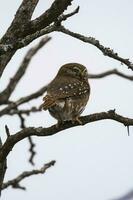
[73,66,81,73]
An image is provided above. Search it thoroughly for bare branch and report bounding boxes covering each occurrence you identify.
[0,0,39,47]
[57,25,133,71]
[55,6,80,25]
[18,112,37,166]
[2,0,74,42]
[0,37,51,105]
[0,160,6,196]
[28,137,36,166]
[2,160,56,190]
[0,6,79,54]
[0,138,7,196]
[0,27,55,55]
[18,113,26,129]
[0,85,47,117]
[8,107,41,116]
[0,110,133,162]
[11,0,39,25]
[4,125,10,138]
[27,0,73,36]
[0,0,73,78]
[88,69,133,81]
[0,5,78,80]
[0,0,38,78]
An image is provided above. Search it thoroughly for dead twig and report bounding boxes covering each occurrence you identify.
[2,160,56,190]
[28,137,36,166]
[88,69,133,81]
[4,125,10,138]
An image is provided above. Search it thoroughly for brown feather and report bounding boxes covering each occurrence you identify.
[42,95,56,110]
[41,63,90,124]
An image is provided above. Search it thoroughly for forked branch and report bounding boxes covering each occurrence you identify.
[0,85,47,117]
[2,160,56,190]
[0,37,51,105]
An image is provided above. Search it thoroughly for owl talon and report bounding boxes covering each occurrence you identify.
[72,117,83,125]
[56,121,64,128]
[56,123,59,128]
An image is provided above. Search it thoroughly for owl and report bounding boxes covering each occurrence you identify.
[41,63,90,126]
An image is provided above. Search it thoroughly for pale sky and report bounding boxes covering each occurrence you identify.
[1,0,133,200]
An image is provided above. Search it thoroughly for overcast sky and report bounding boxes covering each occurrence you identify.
[1,0,133,200]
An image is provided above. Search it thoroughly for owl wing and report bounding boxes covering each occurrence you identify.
[41,77,90,110]
[41,95,56,110]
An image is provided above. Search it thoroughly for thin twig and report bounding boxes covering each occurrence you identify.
[28,137,36,166]
[18,113,36,165]
[127,126,130,136]
[55,6,80,25]
[2,160,56,190]
[0,85,47,117]
[8,107,41,116]
[4,125,10,138]
[57,25,133,71]
[88,69,133,81]
[18,113,26,129]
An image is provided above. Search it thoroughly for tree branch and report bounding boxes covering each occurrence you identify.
[0,0,39,78]
[4,125,11,138]
[55,6,79,25]
[0,139,7,196]
[57,25,133,71]
[0,27,55,55]
[0,5,79,54]
[0,37,51,105]
[88,69,133,81]
[2,160,56,190]
[11,0,39,24]
[27,0,73,36]
[0,110,133,163]
[17,113,36,166]
[28,137,36,166]
[1,0,73,44]
[8,107,41,116]
[0,85,47,117]
[0,0,74,78]
[0,0,39,46]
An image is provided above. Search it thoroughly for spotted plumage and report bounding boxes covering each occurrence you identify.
[41,63,90,125]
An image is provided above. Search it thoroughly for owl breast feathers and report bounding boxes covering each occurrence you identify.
[41,63,90,125]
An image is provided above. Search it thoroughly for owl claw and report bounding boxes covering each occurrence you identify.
[56,121,64,128]
[56,123,59,128]
[72,117,83,125]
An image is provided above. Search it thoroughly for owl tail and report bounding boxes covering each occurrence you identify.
[41,95,56,110]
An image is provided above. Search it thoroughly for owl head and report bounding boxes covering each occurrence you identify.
[57,63,89,81]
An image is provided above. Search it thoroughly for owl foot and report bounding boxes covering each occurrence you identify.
[56,121,64,128]
[72,117,83,125]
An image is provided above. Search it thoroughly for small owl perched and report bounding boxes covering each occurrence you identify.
[41,63,90,125]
